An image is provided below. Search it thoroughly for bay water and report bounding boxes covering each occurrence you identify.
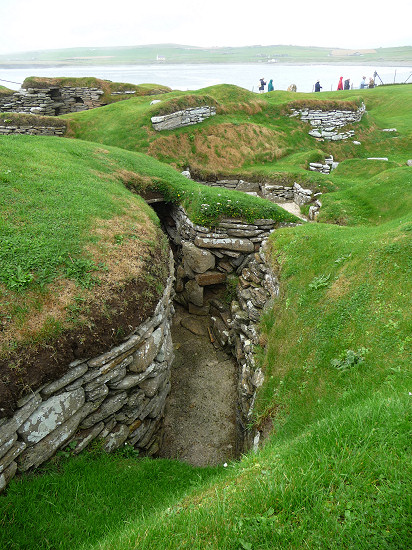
[1,63,411,93]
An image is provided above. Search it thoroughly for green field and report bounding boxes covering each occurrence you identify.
[1,44,412,66]
[0,82,411,549]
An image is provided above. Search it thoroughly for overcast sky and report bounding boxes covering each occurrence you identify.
[0,0,411,56]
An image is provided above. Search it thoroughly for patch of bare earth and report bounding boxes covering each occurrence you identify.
[159,304,238,467]
[148,123,285,171]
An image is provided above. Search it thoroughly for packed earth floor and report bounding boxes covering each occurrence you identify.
[159,302,238,467]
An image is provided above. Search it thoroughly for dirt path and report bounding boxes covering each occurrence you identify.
[159,304,238,467]
[280,201,308,220]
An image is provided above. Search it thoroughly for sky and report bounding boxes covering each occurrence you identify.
[0,0,411,56]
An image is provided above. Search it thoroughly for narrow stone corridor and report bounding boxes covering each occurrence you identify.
[158,303,238,467]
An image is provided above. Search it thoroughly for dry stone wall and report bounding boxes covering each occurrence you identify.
[0,121,66,136]
[151,106,216,131]
[0,252,175,494]
[0,86,104,116]
[290,102,366,140]
[163,206,293,446]
[198,176,320,206]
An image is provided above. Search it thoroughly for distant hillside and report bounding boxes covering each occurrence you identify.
[1,43,411,67]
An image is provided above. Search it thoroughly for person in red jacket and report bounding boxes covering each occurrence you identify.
[337,76,343,90]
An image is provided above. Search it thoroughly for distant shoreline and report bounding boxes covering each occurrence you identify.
[2,60,412,69]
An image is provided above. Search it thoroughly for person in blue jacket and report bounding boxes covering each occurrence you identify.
[268,79,274,92]
[314,80,322,92]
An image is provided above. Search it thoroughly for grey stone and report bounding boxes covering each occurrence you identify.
[129,325,163,373]
[185,279,204,306]
[80,392,128,429]
[85,384,109,402]
[70,422,105,454]
[0,441,26,473]
[139,371,168,398]
[0,461,17,493]
[128,419,151,446]
[18,389,85,444]
[236,180,260,193]
[0,394,42,447]
[102,424,129,452]
[194,236,254,253]
[0,433,17,460]
[18,402,95,471]
[182,241,215,273]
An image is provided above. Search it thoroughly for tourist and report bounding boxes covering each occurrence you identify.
[369,77,375,88]
[268,79,274,92]
[314,80,322,92]
[258,78,266,93]
[337,76,343,90]
[360,76,367,89]
[344,78,350,90]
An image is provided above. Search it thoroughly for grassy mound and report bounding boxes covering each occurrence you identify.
[0,84,410,549]
[63,83,412,182]
[0,134,297,413]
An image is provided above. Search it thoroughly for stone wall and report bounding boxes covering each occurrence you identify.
[162,206,293,446]
[0,122,66,136]
[0,252,175,493]
[151,106,216,131]
[290,102,366,140]
[0,86,104,116]
[197,176,320,206]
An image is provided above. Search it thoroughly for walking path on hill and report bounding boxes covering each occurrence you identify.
[159,304,238,467]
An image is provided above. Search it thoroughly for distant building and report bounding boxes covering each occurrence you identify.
[156,55,166,62]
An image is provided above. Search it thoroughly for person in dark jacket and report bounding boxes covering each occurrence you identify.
[259,78,266,93]
[337,76,343,90]
[344,78,350,90]
[314,80,322,92]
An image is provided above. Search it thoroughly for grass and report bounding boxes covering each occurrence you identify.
[0,134,297,357]
[0,83,411,549]
[63,83,412,178]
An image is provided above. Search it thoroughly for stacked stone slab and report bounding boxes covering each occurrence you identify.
[165,206,280,310]
[289,102,366,140]
[164,206,296,448]
[0,252,175,493]
[0,86,104,116]
[195,175,320,212]
[151,106,216,131]
[0,122,66,136]
[309,155,339,174]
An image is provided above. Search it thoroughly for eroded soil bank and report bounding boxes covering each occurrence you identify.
[159,302,239,467]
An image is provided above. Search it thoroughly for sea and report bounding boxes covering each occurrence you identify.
[1,63,411,93]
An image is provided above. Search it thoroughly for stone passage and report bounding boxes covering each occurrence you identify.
[157,204,288,449]
[159,303,238,467]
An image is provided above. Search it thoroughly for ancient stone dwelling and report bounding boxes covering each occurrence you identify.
[0,83,105,117]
